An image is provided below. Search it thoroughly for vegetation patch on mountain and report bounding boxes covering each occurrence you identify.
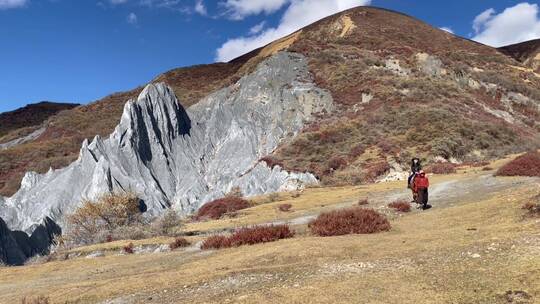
[496,151,540,177]
[388,201,412,212]
[195,196,251,221]
[308,207,391,236]
[201,225,294,250]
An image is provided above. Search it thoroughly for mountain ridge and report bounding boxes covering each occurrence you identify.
[1,6,539,196]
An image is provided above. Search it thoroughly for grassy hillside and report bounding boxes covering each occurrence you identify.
[499,38,540,72]
[1,157,538,304]
[0,102,78,141]
[1,7,539,196]
[273,7,540,185]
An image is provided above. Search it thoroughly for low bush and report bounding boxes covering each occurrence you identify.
[260,156,284,169]
[151,209,182,236]
[123,243,134,254]
[327,155,348,171]
[201,225,294,250]
[278,203,292,212]
[308,207,391,236]
[195,196,251,220]
[21,296,50,304]
[65,193,144,245]
[496,151,540,177]
[363,161,391,182]
[170,237,191,250]
[522,202,540,216]
[388,200,411,212]
[522,195,540,217]
[201,235,229,250]
[267,192,281,202]
[427,162,456,174]
[358,198,369,205]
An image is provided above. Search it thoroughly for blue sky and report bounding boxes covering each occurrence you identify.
[1,0,539,113]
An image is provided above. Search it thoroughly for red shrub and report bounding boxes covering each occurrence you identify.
[377,139,398,154]
[123,242,134,254]
[169,237,191,250]
[349,144,365,159]
[522,196,540,217]
[327,156,347,171]
[388,200,411,212]
[471,161,490,167]
[496,152,540,177]
[201,225,295,250]
[427,162,456,174]
[106,235,114,243]
[195,197,250,220]
[278,203,292,212]
[364,161,391,182]
[201,235,229,250]
[260,156,284,169]
[308,207,391,236]
[358,198,369,205]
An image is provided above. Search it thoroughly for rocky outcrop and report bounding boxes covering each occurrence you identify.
[0,52,333,240]
[0,217,60,266]
[0,126,46,150]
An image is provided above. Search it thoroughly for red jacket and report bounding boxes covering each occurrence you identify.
[413,173,429,192]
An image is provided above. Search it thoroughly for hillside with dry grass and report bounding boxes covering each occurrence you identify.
[1,155,538,304]
[272,8,540,186]
[499,38,540,72]
[0,102,78,142]
[1,7,540,196]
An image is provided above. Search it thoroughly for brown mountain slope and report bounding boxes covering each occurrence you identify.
[1,6,539,195]
[272,7,540,184]
[0,102,78,141]
[499,38,540,72]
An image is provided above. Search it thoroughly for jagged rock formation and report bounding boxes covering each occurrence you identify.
[0,52,332,243]
[0,217,60,266]
[2,7,540,198]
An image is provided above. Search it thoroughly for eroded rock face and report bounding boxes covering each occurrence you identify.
[0,52,333,236]
[0,217,60,266]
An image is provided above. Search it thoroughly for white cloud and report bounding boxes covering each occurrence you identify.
[472,8,494,34]
[194,0,207,15]
[216,0,370,62]
[249,21,266,34]
[472,3,540,47]
[222,0,289,20]
[440,27,454,34]
[0,0,27,10]
[127,12,138,24]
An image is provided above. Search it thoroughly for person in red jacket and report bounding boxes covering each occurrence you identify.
[413,170,431,210]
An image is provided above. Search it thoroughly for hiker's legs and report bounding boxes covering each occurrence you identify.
[422,189,429,205]
[420,189,430,209]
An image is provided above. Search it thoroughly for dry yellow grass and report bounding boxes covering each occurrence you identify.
[1,158,538,304]
[338,15,356,37]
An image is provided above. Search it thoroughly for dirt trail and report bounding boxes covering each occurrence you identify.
[268,172,539,226]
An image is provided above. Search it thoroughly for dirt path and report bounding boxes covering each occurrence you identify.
[267,172,539,226]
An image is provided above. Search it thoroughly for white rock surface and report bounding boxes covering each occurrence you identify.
[0,126,46,150]
[0,52,333,233]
